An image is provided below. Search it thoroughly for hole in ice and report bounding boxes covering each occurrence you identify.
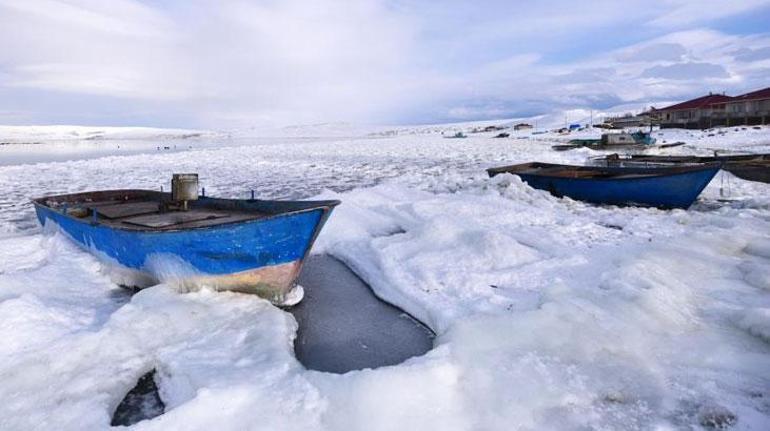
[108,286,136,304]
[698,405,738,429]
[111,369,165,426]
[291,254,435,373]
[597,222,623,231]
[116,284,144,295]
[374,226,406,238]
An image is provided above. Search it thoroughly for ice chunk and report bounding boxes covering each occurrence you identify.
[734,308,770,343]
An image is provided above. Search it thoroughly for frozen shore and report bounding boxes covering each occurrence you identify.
[0,124,769,430]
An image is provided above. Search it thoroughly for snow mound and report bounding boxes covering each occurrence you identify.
[734,308,770,343]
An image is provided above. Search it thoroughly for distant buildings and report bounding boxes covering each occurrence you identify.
[604,112,655,128]
[482,125,506,132]
[470,125,507,133]
[652,86,770,129]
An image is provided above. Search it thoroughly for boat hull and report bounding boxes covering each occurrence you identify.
[728,163,770,183]
[597,154,770,184]
[34,197,336,304]
[489,164,719,209]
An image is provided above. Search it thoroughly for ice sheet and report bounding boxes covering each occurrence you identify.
[1,124,769,430]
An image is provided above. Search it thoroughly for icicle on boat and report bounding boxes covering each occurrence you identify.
[32,174,340,305]
[487,162,720,209]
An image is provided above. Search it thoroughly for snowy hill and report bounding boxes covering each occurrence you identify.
[0,125,220,144]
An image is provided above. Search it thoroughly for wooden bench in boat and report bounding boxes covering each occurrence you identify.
[509,164,653,180]
[51,196,266,231]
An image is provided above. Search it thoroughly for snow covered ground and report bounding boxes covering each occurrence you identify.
[0,123,769,430]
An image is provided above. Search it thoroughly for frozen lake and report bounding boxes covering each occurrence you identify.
[0,125,769,430]
[0,136,334,166]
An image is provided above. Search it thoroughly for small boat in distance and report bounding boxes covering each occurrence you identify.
[595,153,770,184]
[554,131,657,152]
[487,162,720,209]
[33,174,339,305]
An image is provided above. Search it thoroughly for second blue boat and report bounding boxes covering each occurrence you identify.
[487,162,720,209]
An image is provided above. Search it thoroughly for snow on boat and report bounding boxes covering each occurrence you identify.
[32,174,340,305]
[595,153,770,184]
[487,162,720,209]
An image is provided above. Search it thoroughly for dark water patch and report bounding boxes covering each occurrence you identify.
[292,254,435,373]
[109,286,138,303]
[108,255,435,422]
[111,370,165,426]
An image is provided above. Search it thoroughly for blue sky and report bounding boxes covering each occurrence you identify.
[1,0,769,128]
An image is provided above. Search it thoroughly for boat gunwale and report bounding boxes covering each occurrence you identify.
[31,189,341,235]
[487,161,722,180]
[595,153,770,165]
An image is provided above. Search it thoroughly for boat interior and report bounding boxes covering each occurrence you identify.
[488,162,715,180]
[34,189,338,231]
[602,153,770,164]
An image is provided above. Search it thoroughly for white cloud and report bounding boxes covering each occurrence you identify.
[649,0,770,27]
[0,0,769,126]
[616,43,687,63]
[641,62,729,80]
[0,0,421,125]
[0,0,171,38]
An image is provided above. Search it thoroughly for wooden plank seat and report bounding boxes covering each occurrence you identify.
[94,201,161,219]
[121,210,230,228]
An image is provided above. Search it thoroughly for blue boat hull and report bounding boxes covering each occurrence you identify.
[34,192,338,303]
[490,164,719,209]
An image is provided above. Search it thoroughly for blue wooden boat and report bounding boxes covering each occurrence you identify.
[487,162,720,209]
[595,153,770,184]
[33,176,339,304]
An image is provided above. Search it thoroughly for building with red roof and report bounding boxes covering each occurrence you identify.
[653,86,770,129]
[653,93,733,129]
[732,86,770,102]
[723,87,770,122]
[657,93,733,112]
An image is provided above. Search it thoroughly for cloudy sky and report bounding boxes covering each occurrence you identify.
[1,0,770,128]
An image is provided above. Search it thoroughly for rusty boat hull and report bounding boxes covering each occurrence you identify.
[33,189,340,304]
